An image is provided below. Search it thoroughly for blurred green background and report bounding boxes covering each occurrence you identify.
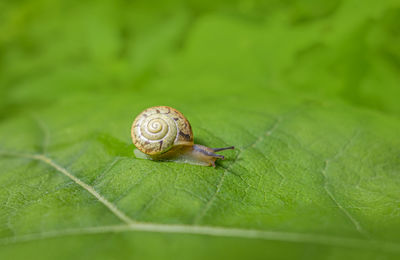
[1,0,400,259]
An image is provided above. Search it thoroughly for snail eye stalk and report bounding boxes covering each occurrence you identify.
[212,146,235,152]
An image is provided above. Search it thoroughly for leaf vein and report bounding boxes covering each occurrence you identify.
[0,223,399,253]
[320,131,367,236]
[0,152,135,225]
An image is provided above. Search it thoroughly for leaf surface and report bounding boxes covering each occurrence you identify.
[1,0,400,259]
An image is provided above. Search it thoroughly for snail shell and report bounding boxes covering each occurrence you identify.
[131,106,193,155]
[131,106,234,167]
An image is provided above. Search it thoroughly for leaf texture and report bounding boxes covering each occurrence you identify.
[1,0,400,259]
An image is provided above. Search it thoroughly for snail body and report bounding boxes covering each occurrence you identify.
[131,106,234,167]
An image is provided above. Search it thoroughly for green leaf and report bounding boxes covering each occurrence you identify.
[1,0,400,259]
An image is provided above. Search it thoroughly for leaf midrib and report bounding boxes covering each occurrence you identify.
[0,145,398,253]
[1,220,399,253]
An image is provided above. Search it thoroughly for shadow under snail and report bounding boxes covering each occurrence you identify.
[131,106,234,167]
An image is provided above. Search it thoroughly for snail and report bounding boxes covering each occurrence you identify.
[131,106,234,167]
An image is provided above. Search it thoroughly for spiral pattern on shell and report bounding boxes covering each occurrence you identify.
[131,106,193,155]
